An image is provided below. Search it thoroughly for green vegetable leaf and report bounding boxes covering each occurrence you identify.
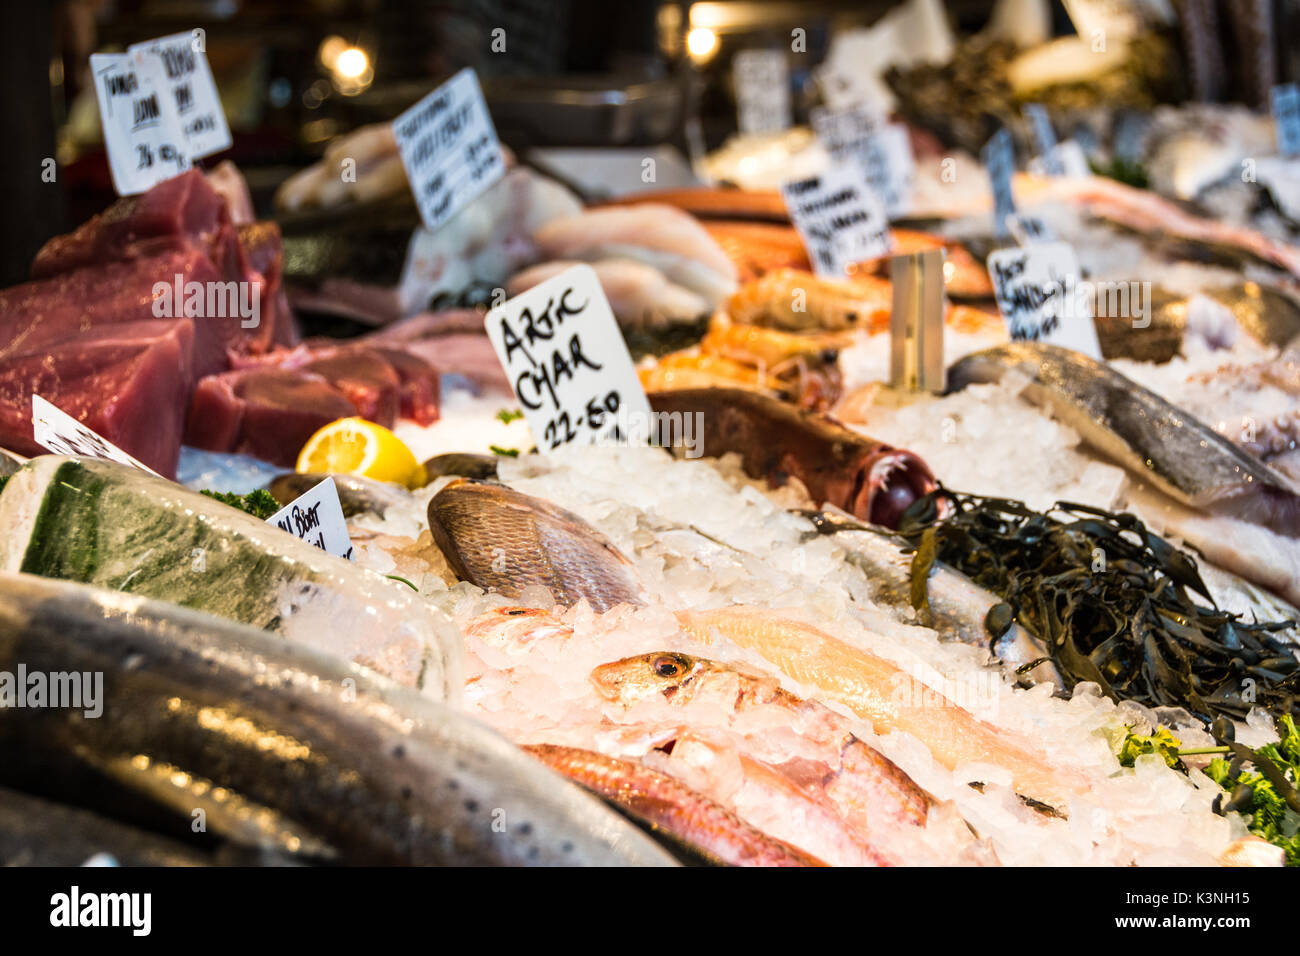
[489,445,520,458]
[1206,715,1300,865]
[495,409,524,424]
[1119,726,1183,769]
[200,488,281,520]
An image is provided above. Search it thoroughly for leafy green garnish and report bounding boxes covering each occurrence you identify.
[1119,726,1184,769]
[1205,715,1300,866]
[489,445,519,457]
[0,474,9,496]
[200,488,281,520]
[1089,156,1150,190]
[495,409,524,424]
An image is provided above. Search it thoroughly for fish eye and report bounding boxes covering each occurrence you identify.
[652,655,682,678]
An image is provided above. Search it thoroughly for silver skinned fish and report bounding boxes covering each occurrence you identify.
[0,456,462,698]
[0,573,677,866]
[947,344,1300,534]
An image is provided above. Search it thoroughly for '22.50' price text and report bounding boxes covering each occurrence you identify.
[542,391,622,449]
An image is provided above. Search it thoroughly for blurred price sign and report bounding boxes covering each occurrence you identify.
[733,50,791,135]
[1007,213,1057,246]
[32,395,160,475]
[812,106,914,218]
[129,32,231,159]
[1024,104,1062,175]
[91,52,190,196]
[782,165,892,277]
[394,68,506,231]
[987,242,1101,359]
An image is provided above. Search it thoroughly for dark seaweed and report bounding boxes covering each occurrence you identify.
[897,489,1300,725]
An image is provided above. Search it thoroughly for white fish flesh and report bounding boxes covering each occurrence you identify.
[531,204,739,305]
[507,258,710,328]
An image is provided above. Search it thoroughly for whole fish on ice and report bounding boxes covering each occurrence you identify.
[427,479,647,611]
[525,744,825,866]
[648,388,937,529]
[947,344,1300,532]
[0,573,676,866]
[675,606,1089,809]
[0,456,462,697]
[797,509,1058,683]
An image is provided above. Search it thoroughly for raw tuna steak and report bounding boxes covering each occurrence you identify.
[0,319,194,476]
[185,367,357,466]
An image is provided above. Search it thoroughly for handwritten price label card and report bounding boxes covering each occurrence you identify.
[267,477,354,560]
[129,32,231,159]
[987,242,1101,359]
[782,165,892,277]
[393,68,505,231]
[485,264,653,452]
[32,395,160,475]
[91,52,190,196]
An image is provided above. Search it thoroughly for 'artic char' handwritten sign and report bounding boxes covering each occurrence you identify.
[485,264,652,452]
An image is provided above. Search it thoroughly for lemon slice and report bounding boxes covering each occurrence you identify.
[296,418,424,488]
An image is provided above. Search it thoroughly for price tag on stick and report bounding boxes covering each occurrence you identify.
[91,52,190,196]
[981,128,1016,239]
[267,477,354,560]
[393,68,506,232]
[1025,103,1059,172]
[129,32,231,159]
[986,242,1101,359]
[484,264,653,453]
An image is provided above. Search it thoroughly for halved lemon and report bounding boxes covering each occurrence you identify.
[296,418,424,488]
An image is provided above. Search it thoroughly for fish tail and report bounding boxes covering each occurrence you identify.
[1196,482,1300,538]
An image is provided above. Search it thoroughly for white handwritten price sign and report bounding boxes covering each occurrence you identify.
[733,50,791,135]
[811,107,914,218]
[31,396,160,475]
[91,52,191,196]
[267,477,354,560]
[393,68,505,232]
[987,242,1101,359]
[129,32,231,159]
[782,165,892,277]
[485,264,652,453]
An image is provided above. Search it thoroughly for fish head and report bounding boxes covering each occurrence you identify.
[463,606,573,648]
[590,651,712,706]
[853,449,938,529]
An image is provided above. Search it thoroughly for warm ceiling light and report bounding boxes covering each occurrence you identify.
[686,27,718,61]
[335,47,369,80]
